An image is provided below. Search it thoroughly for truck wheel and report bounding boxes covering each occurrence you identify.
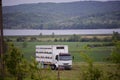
[51,65,56,70]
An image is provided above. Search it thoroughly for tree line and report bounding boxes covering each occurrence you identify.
[5,34,114,42]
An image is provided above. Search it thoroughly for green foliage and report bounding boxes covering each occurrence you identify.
[6,35,112,42]
[29,57,52,80]
[22,42,27,48]
[82,67,102,80]
[3,1,120,29]
[29,57,41,80]
[5,43,22,76]
[4,43,53,80]
[5,43,29,80]
[111,32,120,64]
[11,41,112,62]
[112,32,120,42]
[80,52,93,66]
[3,41,118,80]
[111,41,120,64]
[16,59,29,80]
[105,40,120,80]
[30,37,37,42]
[80,52,102,80]
[16,37,25,42]
[68,34,80,42]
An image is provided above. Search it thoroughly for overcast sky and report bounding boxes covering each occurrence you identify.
[2,0,119,6]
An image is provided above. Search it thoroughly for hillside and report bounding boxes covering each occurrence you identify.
[2,1,120,29]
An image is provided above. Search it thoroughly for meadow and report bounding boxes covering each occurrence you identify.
[21,62,118,80]
[13,42,112,62]
[5,35,120,80]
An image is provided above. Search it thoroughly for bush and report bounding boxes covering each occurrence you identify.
[80,52,102,80]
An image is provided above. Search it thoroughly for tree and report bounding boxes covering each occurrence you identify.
[111,32,120,64]
[54,38,58,42]
[80,46,102,80]
[106,41,120,80]
[110,32,120,64]
[30,37,37,41]
[29,58,43,80]
[39,33,42,37]
[16,37,25,42]
[80,52,102,80]
[112,31,120,42]
[105,33,120,80]
[92,36,98,42]
[52,32,55,38]
[59,38,62,42]
[68,34,80,42]
[16,59,29,80]
[0,0,5,79]
[5,43,29,80]
[111,41,120,64]
[29,57,53,80]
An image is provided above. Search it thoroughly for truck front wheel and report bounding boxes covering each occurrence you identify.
[51,65,56,70]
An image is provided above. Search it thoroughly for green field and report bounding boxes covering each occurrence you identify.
[5,62,118,80]
[6,35,116,80]
[5,41,120,80]
[13,42,112,62]
[22,62,118,80]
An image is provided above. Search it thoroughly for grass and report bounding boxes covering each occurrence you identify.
[5,41,119,80]
[22,62,119,80]
[4,62,119,80]
[13,42,112,62]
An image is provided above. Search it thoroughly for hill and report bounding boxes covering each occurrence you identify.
[2,1,120,29]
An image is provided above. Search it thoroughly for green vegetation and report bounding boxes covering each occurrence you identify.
[3,62,120,80]
[80,53,102,80]
[2,32,120,80]
[4,43,29,80]
[4,34,114,62]
[3,1,120,29]
[5,34,112,42]
[9,42,112,62]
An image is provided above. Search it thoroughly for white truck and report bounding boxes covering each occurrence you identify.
[35,45,72,70]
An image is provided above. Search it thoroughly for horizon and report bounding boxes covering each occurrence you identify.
[2,0,120,6]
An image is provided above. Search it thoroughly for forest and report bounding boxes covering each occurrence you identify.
[2,1,120,29]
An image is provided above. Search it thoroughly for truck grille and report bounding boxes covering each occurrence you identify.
[63,63,69,65]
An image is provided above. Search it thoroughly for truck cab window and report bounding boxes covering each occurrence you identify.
[59,55,72,61]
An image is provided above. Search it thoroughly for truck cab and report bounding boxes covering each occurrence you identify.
[55,53,72,70]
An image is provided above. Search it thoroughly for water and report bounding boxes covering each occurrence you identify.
[3,29,120,36]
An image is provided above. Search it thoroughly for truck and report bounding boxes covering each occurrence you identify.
[35,45,72,70]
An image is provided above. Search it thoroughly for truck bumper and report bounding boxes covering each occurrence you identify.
[59,65,72,70]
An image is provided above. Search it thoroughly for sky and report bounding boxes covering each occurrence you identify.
[2,0,120,6]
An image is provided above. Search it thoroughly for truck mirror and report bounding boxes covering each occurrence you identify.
[72,56,74,60]
[55,55,58,61]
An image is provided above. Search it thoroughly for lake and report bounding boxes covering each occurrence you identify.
[3,29,120,36]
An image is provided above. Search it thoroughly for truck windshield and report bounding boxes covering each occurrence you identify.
[59,55,72,61]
